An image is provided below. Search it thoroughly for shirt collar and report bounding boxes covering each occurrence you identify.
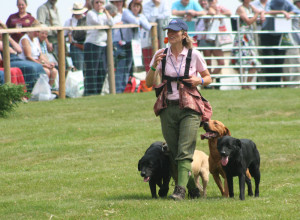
[168,46,188,57]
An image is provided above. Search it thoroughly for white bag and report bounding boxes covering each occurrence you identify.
[30,74,56,101]
[65,70,84,98]
[206,19,220,42]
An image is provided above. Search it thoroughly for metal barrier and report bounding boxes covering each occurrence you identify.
[186,14,300,88]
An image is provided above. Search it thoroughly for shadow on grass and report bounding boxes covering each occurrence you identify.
[105,193,228,201]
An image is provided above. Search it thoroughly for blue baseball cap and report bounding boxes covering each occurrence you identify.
[163,19,188,31]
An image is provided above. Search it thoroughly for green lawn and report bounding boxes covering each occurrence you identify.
[0,88,299,219]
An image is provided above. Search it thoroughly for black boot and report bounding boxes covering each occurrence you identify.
[169,185,186,200]
[188,187,201,199]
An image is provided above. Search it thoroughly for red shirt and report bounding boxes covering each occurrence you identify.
[6,12,36,43]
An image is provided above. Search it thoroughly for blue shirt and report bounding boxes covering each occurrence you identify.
[171,0,203,12]
[262,0,300,33]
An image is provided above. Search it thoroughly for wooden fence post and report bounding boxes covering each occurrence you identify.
[107,28,116,94]
[2,33,11,83]
[57,30,66,99]
[151,24,159,56]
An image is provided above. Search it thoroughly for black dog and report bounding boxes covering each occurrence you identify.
[217,136,261,200]
[138,141,171,198]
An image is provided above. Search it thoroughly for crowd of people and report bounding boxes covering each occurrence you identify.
[1,0,300,96]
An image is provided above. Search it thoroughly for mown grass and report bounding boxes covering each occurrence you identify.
[0,88,299,219]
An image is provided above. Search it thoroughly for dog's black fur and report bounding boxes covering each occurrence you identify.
[217,136,261,200]
[138,141,171,198]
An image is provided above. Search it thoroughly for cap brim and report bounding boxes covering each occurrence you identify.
[163,25,182,31]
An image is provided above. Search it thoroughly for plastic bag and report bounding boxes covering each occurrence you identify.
[65,70,84,98]
[30,74,56,101]
[218,21,233,46]
[206,19,220,42]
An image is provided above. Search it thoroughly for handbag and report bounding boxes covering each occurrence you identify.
[218,21,233,46]
[206,19,220,42]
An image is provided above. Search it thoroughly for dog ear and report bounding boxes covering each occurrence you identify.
[225,127,231,136]
[235,139,242,149]
[138,159,141,171]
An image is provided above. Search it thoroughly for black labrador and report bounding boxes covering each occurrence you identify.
[217,136,261,200]
[138,141,171,198]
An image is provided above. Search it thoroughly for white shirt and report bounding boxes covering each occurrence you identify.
[64,16,79,42]
[18,34,41,60]
[143,0,171,22]
[84,9,114,46]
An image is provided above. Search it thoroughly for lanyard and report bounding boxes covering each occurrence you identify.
[170,54,184,77]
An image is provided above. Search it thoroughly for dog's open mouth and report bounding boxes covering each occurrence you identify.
[221,156,229,166]
[143,177,150,182]
[201,131,218,140]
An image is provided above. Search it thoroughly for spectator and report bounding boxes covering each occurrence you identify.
[198,0,231,80]
[84,0,113,95]
[251,0,270,30]
[85,0,93,11]
[122,1,151,79]
[37,0,61,58]
[196,0,209,46]
[143,0,171,22]
[142,0,171,72]
[172,0,206,22]
[6,0,36,43]
[19,20,58,87]
[261,0,300,86]
[64,2,88,70]
[0,21,45,92]
[107,0,130,93]
[230,0,263,89]
[0,53,26,89]
[38,24,59,86]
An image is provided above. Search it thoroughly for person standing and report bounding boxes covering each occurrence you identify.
[36,0,61,58]
[84,0,113,95]
[6,0,36,43]
[172,0,206,22]
[64,2,88,70]
[261,0,300,86]
[108,0,130,93]
[231,0,264,89]
[146,18,212,200]
[122,1,151,81]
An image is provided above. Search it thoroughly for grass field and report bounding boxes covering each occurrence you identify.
[0,88,299,219]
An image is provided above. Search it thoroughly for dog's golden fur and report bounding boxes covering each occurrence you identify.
[191,150,209,198]
[201,120,231,197]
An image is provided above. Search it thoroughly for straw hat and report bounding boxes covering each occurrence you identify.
[71,2,88,15]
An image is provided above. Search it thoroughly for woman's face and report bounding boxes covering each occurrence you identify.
[38,31,48,41]
[17,0,27,14]
[131,4,141,16]
[167,29,186,46]
[111,0,123,10]
[93,0,105,12]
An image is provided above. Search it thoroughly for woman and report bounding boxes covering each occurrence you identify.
[108,0,129,93]
[84,0,113,95]
[19,20,58,87]
[146,19,212,200]
[0,21,45,92]
[199,0,231,79]
[122,1,151,86]
[231,0,264,89]
[64,2,88,70]
[6,0,36,43]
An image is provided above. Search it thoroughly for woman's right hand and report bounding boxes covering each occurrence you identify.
[152,49,166,68]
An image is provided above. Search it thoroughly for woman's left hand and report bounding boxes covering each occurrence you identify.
[182,75,202,87]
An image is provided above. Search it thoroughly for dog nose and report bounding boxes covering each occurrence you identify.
[141,171,146,177]
[202,122,208,129]
[220,151,226,156]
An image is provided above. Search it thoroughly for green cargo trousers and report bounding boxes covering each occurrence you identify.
[160,103,201,186]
